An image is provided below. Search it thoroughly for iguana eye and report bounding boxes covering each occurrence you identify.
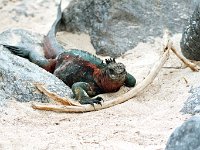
[121,68,126,74]
[109,68,114,74]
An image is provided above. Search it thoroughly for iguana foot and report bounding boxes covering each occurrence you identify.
[80,96,103,107]
[71,82,103,107]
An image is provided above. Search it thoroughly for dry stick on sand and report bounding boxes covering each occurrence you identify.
[32,34,173,113]
[170,46,199,71]
[34,83,82,107]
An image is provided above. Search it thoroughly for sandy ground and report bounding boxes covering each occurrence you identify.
[0,0,196,149]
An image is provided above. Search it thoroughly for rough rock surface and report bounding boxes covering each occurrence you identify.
[0,29,73,105]
[180,3,200,60]
[62,0,194,57]
[165,115,200,150]
[181,86,200,115]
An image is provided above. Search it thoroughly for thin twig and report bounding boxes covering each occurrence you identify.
[171,46,199,72]
[33,83,82,106]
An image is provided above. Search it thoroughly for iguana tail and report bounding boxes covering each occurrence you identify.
[43,1,105,66]
[43,0,65,59]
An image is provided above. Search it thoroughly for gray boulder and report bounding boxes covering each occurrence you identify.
[180,3,200,60]
[0,29,73,105]
[62,0,194,57]
[181,86,200,115]
[165,115,200,150]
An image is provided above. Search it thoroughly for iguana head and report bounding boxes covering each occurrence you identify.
[94,58,127,92]
[104,58,127,82]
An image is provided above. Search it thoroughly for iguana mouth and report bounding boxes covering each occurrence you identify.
[109,73,126,81]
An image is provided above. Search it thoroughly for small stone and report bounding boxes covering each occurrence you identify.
[181,86,200,115]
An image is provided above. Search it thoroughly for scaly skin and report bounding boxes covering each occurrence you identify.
[2,1,136,105]
[53,50,136,105]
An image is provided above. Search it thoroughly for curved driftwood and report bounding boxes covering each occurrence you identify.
[171,46,199,71]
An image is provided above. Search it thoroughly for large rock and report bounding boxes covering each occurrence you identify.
[0,29,73,106]
[181,86,200,115]
[165,115,200,150]
[180,3,200,60]
[62,0,194,57]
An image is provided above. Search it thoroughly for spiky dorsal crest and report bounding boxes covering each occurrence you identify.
[105,58,116,64]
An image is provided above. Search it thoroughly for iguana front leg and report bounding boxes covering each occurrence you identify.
[72,82,103,106]
[124,73,136,87]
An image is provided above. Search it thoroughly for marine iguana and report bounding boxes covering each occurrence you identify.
[2,1,136,106]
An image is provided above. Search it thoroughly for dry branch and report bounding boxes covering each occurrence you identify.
[170,46,199,72]
[34,83,82,106]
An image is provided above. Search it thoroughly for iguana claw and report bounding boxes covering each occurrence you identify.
[80,96,103,107]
